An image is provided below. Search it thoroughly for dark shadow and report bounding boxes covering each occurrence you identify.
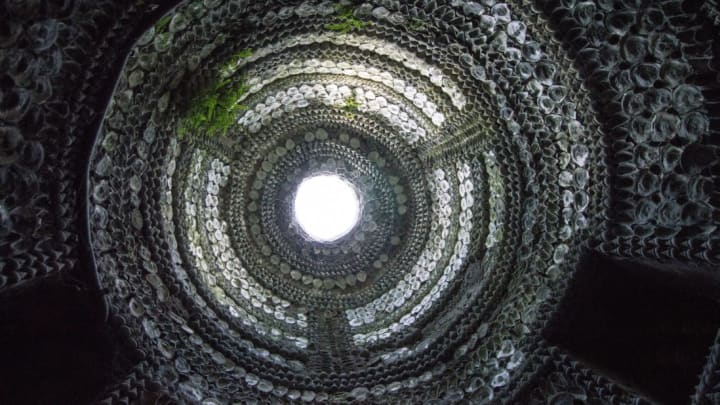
[545,251,720,405]
[0,275,116,405]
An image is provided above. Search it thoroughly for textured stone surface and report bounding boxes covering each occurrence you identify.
[0,0,718,403]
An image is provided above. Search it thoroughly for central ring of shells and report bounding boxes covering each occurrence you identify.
[87,0,611,402]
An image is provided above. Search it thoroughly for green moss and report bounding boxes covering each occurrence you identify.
[343,95,361,110]
[408,18,429,32]
[155,14,172,32]
[178,79,250,140]
[324,4,370,33]
[178,49,255,140]
[220,48,253,78]
[340,95,362,119]
[233,48,254,59]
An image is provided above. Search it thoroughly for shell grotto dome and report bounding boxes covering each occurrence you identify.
[1,0,720,404]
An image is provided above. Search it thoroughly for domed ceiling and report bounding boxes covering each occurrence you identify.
[1,0,719,404]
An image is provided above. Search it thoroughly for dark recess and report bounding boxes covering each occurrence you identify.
[545,251,720,404]
[0,275,115,405]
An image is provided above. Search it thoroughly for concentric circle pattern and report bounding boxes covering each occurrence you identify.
[81,0,718,403]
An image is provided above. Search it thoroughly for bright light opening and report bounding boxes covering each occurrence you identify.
[293,175,361,242]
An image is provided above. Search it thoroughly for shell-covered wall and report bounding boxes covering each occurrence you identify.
[0,0,719,404]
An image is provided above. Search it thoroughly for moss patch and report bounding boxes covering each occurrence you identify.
[178,49,254,140]
[154,14,172,32]
[340,95,362,119]
[408,18,430,32]
[324,4,370,33]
